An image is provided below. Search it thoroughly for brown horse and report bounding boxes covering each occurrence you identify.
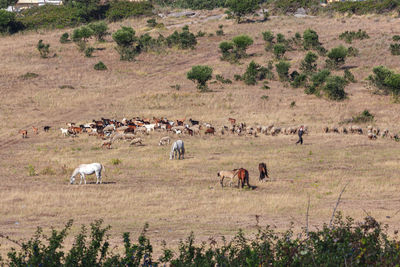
[258,163,268,181]
[235,168,250,188]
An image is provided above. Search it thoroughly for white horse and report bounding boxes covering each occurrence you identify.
[70,163,105,185]
[170,140,185,160]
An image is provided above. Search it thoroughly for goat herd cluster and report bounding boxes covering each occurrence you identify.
[323,125,399,141]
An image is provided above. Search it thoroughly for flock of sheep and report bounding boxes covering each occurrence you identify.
[323,125,398,140]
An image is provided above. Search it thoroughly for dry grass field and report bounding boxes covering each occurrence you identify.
[1,10,400,257]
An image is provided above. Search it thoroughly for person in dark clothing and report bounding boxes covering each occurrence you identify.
[296,125,304,145]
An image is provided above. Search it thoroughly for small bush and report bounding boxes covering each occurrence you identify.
[216,24,224,36]
[106,1,153,22]
[59,32,70,43]
[27,164,36,176]
[40,166,56,175]
[0,10,22,34]
[112,26,139,61]
[347,46,359,57]
[88,21,108,41]
[290,101,296,108]
[20,72,39,80]
[111,158,122,165]
[303,29,321,50]
[37,40,50,58]
[323,76,347,101]
[273,43,286,59]
[368,65,396,94]
[84,46,95,57]
[291,73,308,88]
[260,95,269,100]
[146,18,157,28]
[339,29,369,44]
[72,26,93,42]
[187,65,213,91]
[393,35,400,42]
[166,26,197,49]
[300,51,318,73]
[390,43,400,55]
[232,34,253,57]
[215,74,232,84]
[242,61,269,85]
[326,45,347,69]
[344,69,356,83]
[275,61,291,81]
[94,61,107,71]
[234,74,242,81]
[219,35,253,62]
[352,109,374,123]
[196,31,206,37]
[225,0,259,23]
[276,33,286,44]
[262,30,274,51]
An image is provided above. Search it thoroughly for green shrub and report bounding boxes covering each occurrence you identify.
[393,35,400,41]
[187,65,213,91]
[88,21,108,41]
[367,65,394,93]
[323,75,347,101]
[269,0,320,14]
[94,61,107,70]
[112,26,139,61]
[300,51,318,73]
[329,0,399,15]
[146,18,157,27]
[291,73,308,88]
[196,30,206,37]
[242,61,269,85]
[326,45,347,69]
[215,74,232,84]
[303,29,321,50]
[262,30,274,51]
[344,69,356,83]
[339,29,369,44]
[106,1,153,22]
[225,0,259,23]
[72,26,93,42]
[166,26,197,49]
[26,164,36,176]
[347,46,359,57]
[84,46,95,57]
[154,0,225,10]
[352,109,374,123]
[275,61,291,81]
[37,40,50,58]
[215,25,224,36]
[273,43,286,59]
[276,33,286,44]
[20,72,39,80]
[0,9,22,34]
[311,69,331,88]
[390,43,400,55]
[111,158,122,165]
[232,34,253,56]
[60,32,70,43]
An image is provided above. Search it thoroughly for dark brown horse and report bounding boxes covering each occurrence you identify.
[258,163,269,181]
[235,168,250,188]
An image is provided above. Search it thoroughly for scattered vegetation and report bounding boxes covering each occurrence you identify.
[215,74,232,84]
[37,40,50,58]
[344,69,356,83]
[59,32,70,44]
[219,35,253,62]
[187,65,213,92]
[166,26,197,49]
[4,215,400,266]
[40,166,56,175]
[390,43,400,55]
[112,26,140,61]
[88,21,108,42]
[262,30,275,51]
[111,158,122,165]
[241,61,269,85]
[153,0,225,10]
[225,0,259,23]
[352,109,374,123]
[339,29,369,44]
[300,51,318,74]
[273,43,286,59]
[26,164,36,176]
[84,46,94,57]
[329,0,400,15]
[216,24,224,36]
[94,61,107,71]
[19,72,39,80]
[368,66,400,96]
[323,75,347,101]
[106,1,153,22]
[347,46,359,57]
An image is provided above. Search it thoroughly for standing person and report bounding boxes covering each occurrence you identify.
[296,125,305,145]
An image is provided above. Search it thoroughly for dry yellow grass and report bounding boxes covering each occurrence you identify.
[1,11,400,257]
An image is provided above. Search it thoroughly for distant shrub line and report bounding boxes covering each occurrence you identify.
[2,214,400,266]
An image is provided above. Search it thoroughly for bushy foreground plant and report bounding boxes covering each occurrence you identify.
[187,65,213,91]
[3,214,400,266]
[368,66,400,95]
[219,35,253,62]
[339,29,369,44]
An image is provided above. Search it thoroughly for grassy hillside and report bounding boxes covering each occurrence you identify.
[1,11,400,257]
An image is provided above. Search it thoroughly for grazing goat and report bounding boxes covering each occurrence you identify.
[19,130,28,138]
[43,126,51,132]
[102,141,112,149]
[130,138,143,146]
[32,126,38,135]
[159,136,171,146]
[60,128,70,137]
[228,118,236,125]
[205,127,215,135]
[189,118,199,126]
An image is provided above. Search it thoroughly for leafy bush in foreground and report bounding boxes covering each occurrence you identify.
[368,66,400,95]
[187,65,213,91]
[3,214,400,266]
[219,35,253,62]
[94,61,107,70]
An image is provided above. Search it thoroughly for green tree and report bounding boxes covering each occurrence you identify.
[37,40,50,58]
[88,21,108,41]
[300,51,318,73]
[273,44,286,59]
[0,10,16,33]
[275,61,291,81]
[323,76,347,100]
[326,45,347,69]
[225,0,259,23]
[232,34,253,57]
[112,26,139,61]
[187,65,213,91]
[303,29,320,50]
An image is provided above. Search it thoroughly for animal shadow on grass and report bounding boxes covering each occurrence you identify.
[77,181,117,185]
[342,65,358,70]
